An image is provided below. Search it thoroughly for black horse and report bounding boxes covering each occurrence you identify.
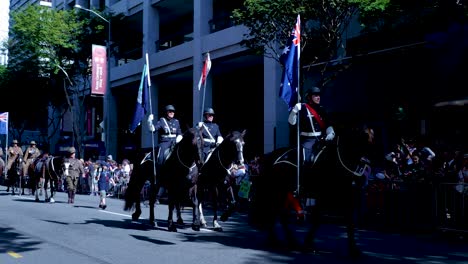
[193,130,246,231]
[124,127,203,230]
[5,155,22,195]
[249,125,374,257]
[28,154,63,203]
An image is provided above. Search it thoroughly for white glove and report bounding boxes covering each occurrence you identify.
[176,135,183,143]
[325,126,335,141]
[292,103,301,113]
[197,122,203,129]
[147,114,155,132]
[216,136,224,146]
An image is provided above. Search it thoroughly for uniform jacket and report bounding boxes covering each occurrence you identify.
[24,146,41,161]
[200,121,222,147]
[63,158,85,179]
[296,103,330,137]
[8,146,23,161]
[155,117,182,143]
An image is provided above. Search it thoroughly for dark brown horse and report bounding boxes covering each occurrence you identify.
[192,130,247,231]
[124,127,203,230]
[5,155,22,195]
[249,125,374,257]
[28,154,63,203]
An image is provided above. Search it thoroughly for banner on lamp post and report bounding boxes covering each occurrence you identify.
[91,44,107,96]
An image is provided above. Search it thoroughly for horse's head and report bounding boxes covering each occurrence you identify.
[178,127,203,166]
[219,130,246,165]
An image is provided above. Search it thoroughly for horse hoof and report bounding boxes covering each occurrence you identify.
[168,225,177,232]
[349,246,362,259]
[35,198,40,202]
[49,198,55,203]
[213,227,223,232]
[192,224,200,231]
[201,222,207,228]
[176,218,184,225]
[132,215,140,221]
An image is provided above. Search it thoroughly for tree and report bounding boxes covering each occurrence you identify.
[232,0,390,86]
[5,5,110,156]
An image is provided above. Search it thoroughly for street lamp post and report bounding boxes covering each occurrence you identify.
[74,4,112,157]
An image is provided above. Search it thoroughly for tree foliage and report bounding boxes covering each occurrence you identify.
[4,5,112,155]
[232,0,389,64]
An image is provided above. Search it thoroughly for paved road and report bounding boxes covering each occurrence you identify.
[0,187,467,264]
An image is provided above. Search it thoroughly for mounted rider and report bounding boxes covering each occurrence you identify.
[6,140,23,172]
[197,107,223,162]
[288,87,335,166]
[288,86,335,209]
[23,141,41,177]
[154,104,183,166]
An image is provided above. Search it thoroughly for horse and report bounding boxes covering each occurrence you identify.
[192,130,247,231]
[28,154,63,203]
[249,125,374,257]
[124,127,203,231]
[5,155,23,195]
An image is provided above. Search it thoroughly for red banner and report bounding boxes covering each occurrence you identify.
[91,44,107,95]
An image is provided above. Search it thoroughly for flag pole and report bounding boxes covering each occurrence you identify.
[4,114,8,178]
[145,53,157,182]
[296,15,301,197]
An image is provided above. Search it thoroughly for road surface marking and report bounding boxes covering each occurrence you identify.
[7,251,22,258]
[99,210,131,218]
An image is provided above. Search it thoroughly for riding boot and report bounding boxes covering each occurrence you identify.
[67,190,72,203]
[71,191,75,204]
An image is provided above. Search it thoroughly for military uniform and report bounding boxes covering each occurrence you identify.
[63,147,84,204]
[6,140,23,172]
[288,87,334,165]
[0,147,5,170]
[155,105,182,166]
[198,108,223,161]
[23,141,41,176]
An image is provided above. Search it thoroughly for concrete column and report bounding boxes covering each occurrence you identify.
[264,56,290,154]
[143,0,159,55]
[193,0,213,125]
[90,0,99,8]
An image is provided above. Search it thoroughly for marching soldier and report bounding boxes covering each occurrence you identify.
[23,141,41,177]
[6,140,23,172]
[63,147,85,204]
[197,107,224,162]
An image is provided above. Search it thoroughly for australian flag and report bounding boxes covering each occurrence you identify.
[130,64,149,133]
[0,112,8,135]
[279,15,301,110]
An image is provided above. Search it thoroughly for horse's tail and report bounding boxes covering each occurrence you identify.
[123,163,147,211]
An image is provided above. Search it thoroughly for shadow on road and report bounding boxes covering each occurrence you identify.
[0,226,42,254]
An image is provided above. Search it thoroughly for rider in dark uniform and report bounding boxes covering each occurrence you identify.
[288,87,335,165]
[155,105,183,166]
[198,107,223,162]
[288,87,335,210]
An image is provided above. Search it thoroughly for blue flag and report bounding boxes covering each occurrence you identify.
[130,64,149,132]
[0,112,8,135]
[279,15,301,110]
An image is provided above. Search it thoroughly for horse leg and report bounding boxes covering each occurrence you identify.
[221,185,236,222]
[199,203,207,228]
[167,197,177,232]
[212,187,223,232]
[346,186,362,258]
[148,183,156,227]
[303,197,325,253]
[175,202,184,225]
[191,185,201,231]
